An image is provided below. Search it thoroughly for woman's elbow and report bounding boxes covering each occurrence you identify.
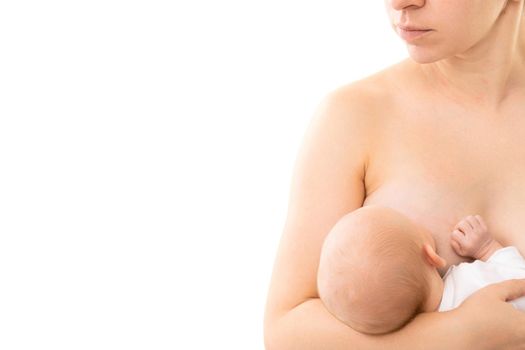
[264,327,277,350]
[263,310,286,350]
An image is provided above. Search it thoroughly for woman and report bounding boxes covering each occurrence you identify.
[263,0,525,349]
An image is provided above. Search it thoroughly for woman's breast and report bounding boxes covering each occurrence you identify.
[361,111,525,276]
[362,179,486,276]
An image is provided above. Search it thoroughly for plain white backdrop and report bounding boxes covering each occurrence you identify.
[0,1,408,349]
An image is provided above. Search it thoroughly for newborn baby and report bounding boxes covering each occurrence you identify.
[317,205,525,335]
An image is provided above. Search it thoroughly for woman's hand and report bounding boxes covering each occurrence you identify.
[456,279,525,350]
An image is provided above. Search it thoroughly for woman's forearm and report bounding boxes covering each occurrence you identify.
[266,298,470,350]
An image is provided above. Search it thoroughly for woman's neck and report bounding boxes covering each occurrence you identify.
[419,3,525,113]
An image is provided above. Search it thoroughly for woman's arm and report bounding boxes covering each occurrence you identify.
[263,86,525,350]
[266,280,525,350]
[264,85,374,347]
[266,297,467,350]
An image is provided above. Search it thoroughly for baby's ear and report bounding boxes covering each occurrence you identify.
[423,243,447,269]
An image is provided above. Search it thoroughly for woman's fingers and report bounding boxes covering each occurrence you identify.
[487,279,525,302]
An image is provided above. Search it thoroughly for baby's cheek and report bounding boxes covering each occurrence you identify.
[429,272,445,311]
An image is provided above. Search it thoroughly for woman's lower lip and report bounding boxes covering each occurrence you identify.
[398,28,433,41]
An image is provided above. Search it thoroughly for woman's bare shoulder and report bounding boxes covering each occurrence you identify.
[323,60,408,119]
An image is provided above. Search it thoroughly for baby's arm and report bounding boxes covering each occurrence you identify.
[450,215,503,262]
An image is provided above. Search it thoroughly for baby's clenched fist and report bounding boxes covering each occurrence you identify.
[450,214,495,260]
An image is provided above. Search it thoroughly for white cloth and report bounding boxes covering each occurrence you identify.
[438,246,525,312]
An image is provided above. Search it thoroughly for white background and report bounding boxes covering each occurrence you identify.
[0,1,407,349]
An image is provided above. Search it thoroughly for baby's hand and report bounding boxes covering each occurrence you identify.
[451,215,495,260]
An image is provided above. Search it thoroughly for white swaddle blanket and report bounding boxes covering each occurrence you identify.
[438,246,525,312]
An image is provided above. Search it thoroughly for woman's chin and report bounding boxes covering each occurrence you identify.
[406,48,444,64]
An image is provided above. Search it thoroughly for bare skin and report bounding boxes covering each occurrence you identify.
[361,58,525,277]
[264,62,525,349]
[264,61,525,348]
[264,0,525,348]
[426,213,507,312]
[316,208,509,335]
[452,214,504,262]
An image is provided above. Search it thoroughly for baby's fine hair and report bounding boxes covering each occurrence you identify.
[318,212,432,335]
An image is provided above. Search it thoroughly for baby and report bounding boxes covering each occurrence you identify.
[317,204,525,335]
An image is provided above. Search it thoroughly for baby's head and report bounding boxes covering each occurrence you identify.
[317,205,446,335]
